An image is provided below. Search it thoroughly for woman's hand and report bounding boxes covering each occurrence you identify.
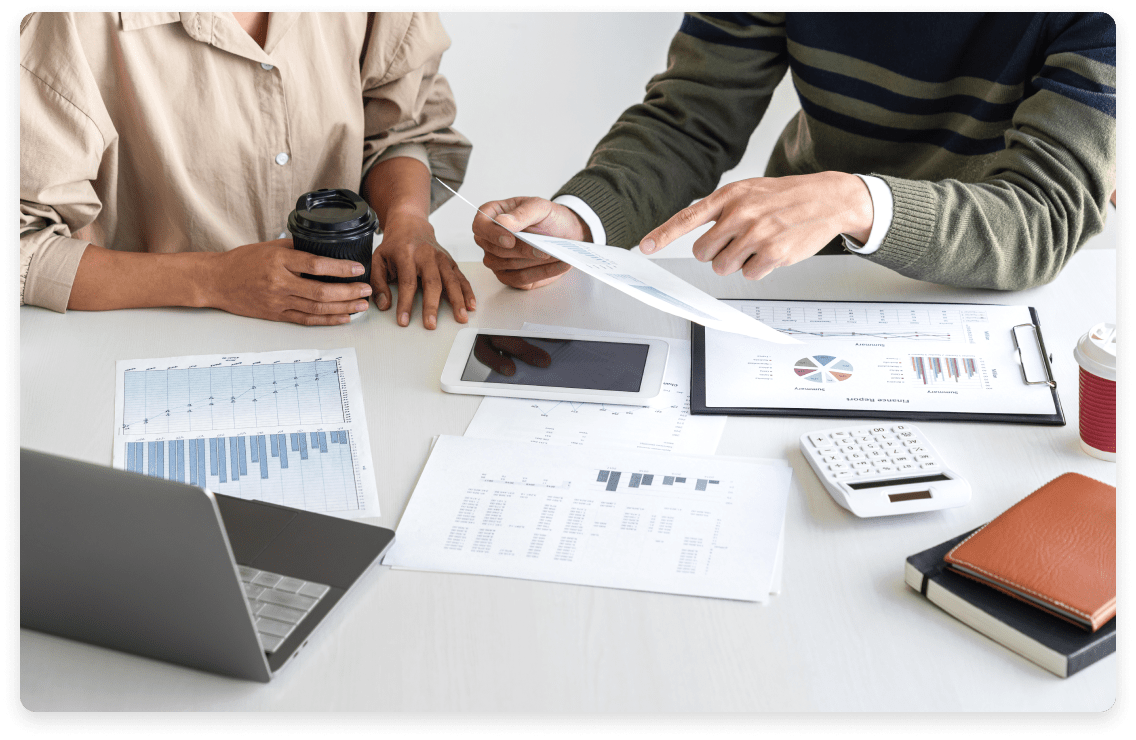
[371,214,475,329]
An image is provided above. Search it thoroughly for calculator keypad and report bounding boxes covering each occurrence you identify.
[807,425,941,480]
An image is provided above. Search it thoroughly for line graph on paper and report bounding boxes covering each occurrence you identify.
[733,302,989,344]
[120,360,345,435]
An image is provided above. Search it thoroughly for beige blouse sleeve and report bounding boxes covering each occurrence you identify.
[19,42,107,313]
[360,12,472,214]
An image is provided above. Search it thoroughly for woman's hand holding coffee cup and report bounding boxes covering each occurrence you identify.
[205,238,373,326]
[371,214,476,330]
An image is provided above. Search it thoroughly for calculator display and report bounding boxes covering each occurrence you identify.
[846,473,951,490]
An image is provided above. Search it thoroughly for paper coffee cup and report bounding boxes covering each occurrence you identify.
[1073,322,1116,461]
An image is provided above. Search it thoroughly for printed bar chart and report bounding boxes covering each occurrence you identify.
[596,469,717,493]
[123,430,360,513]
[909,355,981,386]
[120,360,345,434]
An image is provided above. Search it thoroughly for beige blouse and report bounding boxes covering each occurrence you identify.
[20,12,471,312]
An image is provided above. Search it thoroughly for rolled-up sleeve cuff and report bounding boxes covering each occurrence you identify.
[374,142,432,174]
[841,174,893,255]
[553,195,606,245]
[22,235,89,312]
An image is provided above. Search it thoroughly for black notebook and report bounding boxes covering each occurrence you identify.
[905,529,1116,678]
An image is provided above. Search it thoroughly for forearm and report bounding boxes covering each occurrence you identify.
[555,12,788,248]
[363,156,432,228]
[68,244,215,310]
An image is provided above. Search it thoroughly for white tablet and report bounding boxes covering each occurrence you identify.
[440,328,669,404]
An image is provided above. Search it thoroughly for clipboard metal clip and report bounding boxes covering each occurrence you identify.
[1011,323,1056,388]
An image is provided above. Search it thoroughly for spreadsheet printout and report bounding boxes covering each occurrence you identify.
[463,324,728,456]
[704,301,1056,414]
[112,348,380,518]
[383,435,792,602]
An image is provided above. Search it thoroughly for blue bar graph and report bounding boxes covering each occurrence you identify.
[229,437,240,482]
[123,430,360,513]
[217,437,227,483]
[196,439,206,486]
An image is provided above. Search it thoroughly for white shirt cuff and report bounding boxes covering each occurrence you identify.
[553,194,606,245]
[841,174,893,255]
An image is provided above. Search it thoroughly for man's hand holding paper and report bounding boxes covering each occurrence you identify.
[472,196,583,289]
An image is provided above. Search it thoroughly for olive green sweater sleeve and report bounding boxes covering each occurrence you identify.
[866,20,1115,289]
[554,13,789,249]
[556,13,1115,291]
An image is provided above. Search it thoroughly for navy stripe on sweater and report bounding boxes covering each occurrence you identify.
[796,94,1007,156]
[1032,66,1116,117]
[792,61,1020,123]
[679,14,785,54]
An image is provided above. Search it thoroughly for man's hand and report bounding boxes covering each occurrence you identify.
[371,214,476,329]
[639,172,874,280]
[472,197,589,289]
[206,239,373,325]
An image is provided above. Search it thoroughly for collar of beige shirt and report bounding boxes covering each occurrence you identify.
[119,12,301,58]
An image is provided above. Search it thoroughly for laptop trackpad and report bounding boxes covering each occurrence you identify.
[213,494,297,564]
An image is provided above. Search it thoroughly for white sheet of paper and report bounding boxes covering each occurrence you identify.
[463,324,728,456]
[112,348,380,518]
[435,179,794,343]
[703,300,1058,415]
[513,231,796,343]
[383,435,792,602]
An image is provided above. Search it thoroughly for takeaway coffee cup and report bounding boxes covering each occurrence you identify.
[1073,322,1116,461]
[287,189,379,285]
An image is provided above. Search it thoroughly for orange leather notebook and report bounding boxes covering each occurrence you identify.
[944,473,1115,632]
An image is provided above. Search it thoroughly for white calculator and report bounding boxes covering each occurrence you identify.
[799,424,971,517]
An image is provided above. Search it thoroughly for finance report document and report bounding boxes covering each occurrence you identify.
[464,324,728,456]
[384,435,793,602]
[112,348,380,518]
[698,300,1059,418]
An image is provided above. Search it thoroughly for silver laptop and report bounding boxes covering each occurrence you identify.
[20,448,394,682]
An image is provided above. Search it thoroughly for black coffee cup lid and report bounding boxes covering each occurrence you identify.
[288,189,378,239]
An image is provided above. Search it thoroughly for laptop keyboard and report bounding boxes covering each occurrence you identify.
[237,565,331,653]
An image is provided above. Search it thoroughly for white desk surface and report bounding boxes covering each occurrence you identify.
[20,249,1117,712]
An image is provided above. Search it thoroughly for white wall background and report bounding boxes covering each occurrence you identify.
[431,12,1115,263]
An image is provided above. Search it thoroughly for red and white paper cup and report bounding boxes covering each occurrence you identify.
[1073,322,1116,461]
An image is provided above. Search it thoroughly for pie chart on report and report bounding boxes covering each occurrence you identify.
[794,355,854,383]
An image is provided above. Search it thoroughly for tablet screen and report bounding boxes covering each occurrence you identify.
[460,335,650,392]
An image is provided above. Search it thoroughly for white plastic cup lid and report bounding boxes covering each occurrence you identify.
[1073,322,1116,381]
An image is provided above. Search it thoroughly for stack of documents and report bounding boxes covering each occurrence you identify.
[385,325,794,603]
[383,435,791,602]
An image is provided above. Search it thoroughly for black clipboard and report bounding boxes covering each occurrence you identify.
[690,300,1065,426]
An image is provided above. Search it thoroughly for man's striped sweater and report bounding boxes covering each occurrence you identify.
[554,12,1115,289]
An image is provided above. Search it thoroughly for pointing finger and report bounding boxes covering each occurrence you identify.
[639,197,722,255]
